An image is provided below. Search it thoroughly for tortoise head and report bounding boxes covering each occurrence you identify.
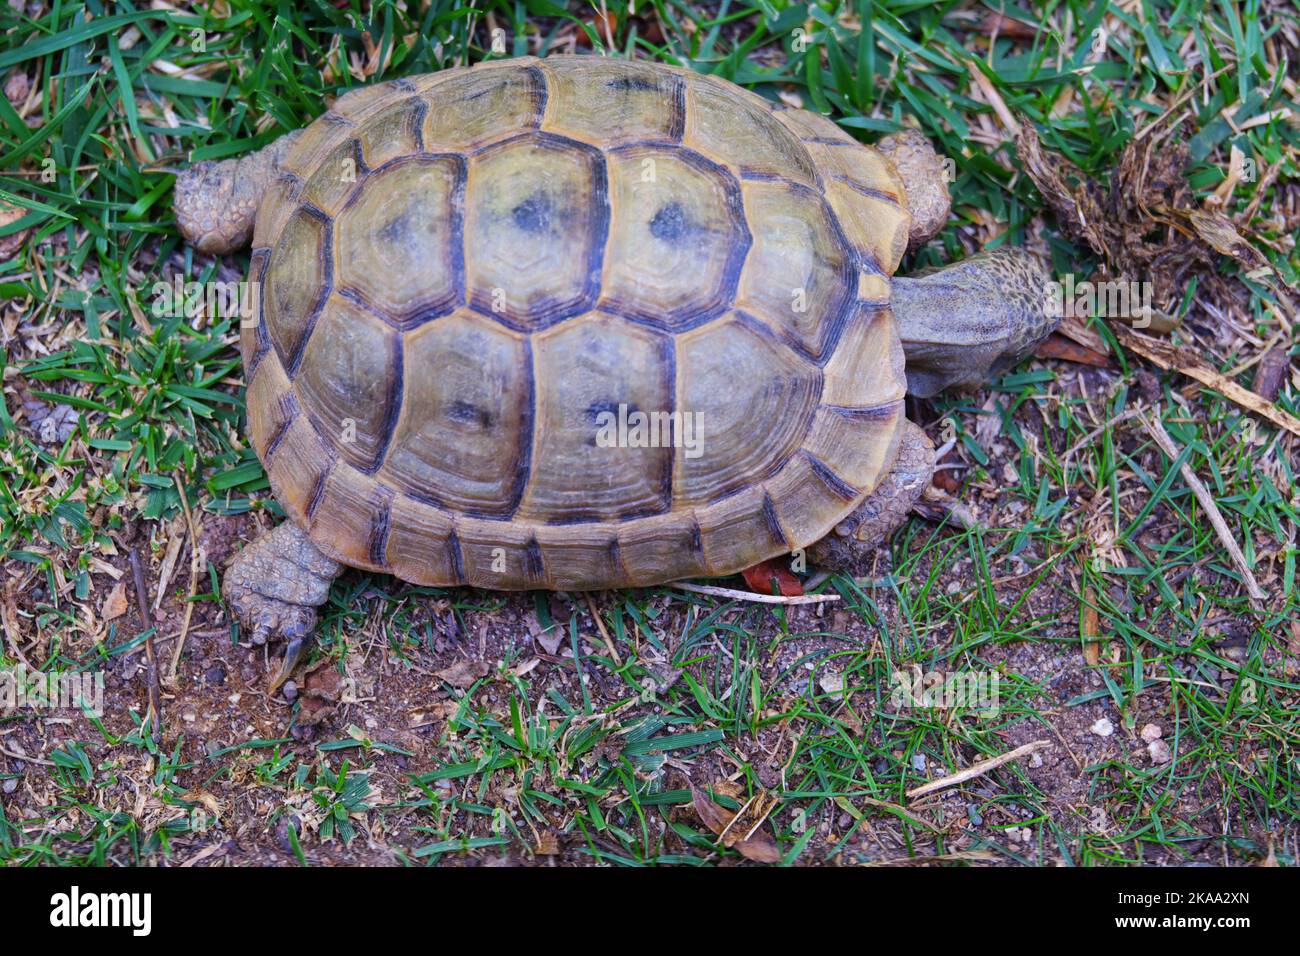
[173,131,301,255]
[876,128,1058,398]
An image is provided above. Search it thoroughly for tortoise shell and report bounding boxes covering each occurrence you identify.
[243,55,911,590]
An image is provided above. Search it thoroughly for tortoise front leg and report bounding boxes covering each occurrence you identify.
[223,521,341,693]
[807,421,935,573]
[173,131,300,254]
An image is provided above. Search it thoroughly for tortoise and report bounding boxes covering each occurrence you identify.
[173,55,1055,687]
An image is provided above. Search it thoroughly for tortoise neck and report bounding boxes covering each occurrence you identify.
[890,247,1055,398]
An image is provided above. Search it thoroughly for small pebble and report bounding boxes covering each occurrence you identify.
[1029,752,1044,768]
[1147,739,1172,764]
[912,754,927,772]
[1090,718,1114,737]
[1140,723,1163,743]
[2,778,17,794]
[281,680,297,701]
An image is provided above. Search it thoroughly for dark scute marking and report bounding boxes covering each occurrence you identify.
[648,201,690,243]
[524,538,545,581]
[368,493,393,567]
[525,65,548,126]
[364,335,404,475]
[409,99,427,151]
[688,520,703,554]
[761,493,788,548]
[585,398,626,422]
[831,174,902,208]
[274,170,305,194]
[667,77,686,142]
[503,337,535,519]
[607,538,625,577]
[263,392,300,463]
[446,530,466,584]
[350,138,369,176]
[461,78,510,103]
[403,487,444,510]
[511,192,553,234]
[448,153,469,310]
[825,400,902,423]
[584,397,625,447]
[320,111,354,130]
[804,452,860,501]
[391,77,417,93]
[607,75,661,93]
[304,465,330,521]
[447,399,494,430]
[377,209,411,245]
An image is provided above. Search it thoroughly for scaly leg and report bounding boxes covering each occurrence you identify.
[807,421,935,573]
[223,521,341,692]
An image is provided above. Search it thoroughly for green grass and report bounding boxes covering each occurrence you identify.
[1,0,1297,866]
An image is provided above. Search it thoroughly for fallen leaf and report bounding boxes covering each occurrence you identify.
[1035,333,1111,367]
[296,659,343,727]
[102,581,129,621]
[435,659,490,688]
[690,785,781,863]
[0,199,30,261]
[534,831,560,855]
[1253,344,1291,402]
[1080,584,1101,666]
[1115,327,1300,438]
[740,558,803,597]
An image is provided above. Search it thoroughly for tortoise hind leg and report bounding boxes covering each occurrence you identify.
[807,421,935,573]
[223,521,341,692]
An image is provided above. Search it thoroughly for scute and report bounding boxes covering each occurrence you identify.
[673,315,821,505]
[600,145,748,329]
[420,62,545,150]
[382,310,533,516]
[540,57,685,144]
[264,207,329,370]
[736,179,856,363]
[335,155,464,324]
[464,132,607,329]
[683,74,818,186]
[293,294,400,473]
[520,312,674,522]
[357,97,426,168]
[249,55,912,591]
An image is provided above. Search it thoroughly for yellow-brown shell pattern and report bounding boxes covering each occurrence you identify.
[243,55,911,589]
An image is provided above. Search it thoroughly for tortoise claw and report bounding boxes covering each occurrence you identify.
[270,636,310,696]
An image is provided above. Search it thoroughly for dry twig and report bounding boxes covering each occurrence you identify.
[129,548,163,737]
[1141,414,1267,603]
[672,582,840,605]
[906,740,1050,799]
